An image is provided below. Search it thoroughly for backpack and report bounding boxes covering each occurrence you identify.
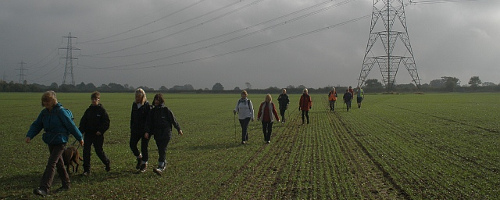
[238,99,252,111]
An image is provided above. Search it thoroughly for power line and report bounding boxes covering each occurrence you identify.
[83,0,346,59]
[84,0,243,45]
[83,0,266,56]
[83,0,356,70]
[80,0,208,44]
[80,14,370,70]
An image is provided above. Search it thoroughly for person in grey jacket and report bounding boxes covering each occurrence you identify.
[233,90,254,144]
[25,91,84,197]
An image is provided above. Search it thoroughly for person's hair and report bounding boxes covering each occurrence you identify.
[91,91,100,99]
[153,93,165,104]
[41,90,57,107]
[241,90,248,95]
[303,88,308,94]
[282,88,287,93]
[332,87,336,91]
[265,94,272,102]
[135,88,147,104]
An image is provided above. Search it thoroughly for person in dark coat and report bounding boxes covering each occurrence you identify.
[79,91,110,176]
[26,91,84,196]
[277,88,289,123]
[145,93,183,176]
[299,89,312,124]
[130,88,151,172]
[343,89,353,112]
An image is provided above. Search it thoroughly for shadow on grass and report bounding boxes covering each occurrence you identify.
[186,142,243,151]
[0,172,39,199]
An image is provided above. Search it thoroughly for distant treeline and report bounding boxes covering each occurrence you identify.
[1,78,500,93]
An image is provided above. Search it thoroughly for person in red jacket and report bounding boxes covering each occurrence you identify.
[257,94,280,144]
[299,89,312,124]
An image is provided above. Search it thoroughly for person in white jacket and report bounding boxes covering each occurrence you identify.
[233,90,254,144]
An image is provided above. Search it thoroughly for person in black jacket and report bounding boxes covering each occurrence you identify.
[145,93,183,176]
[130,88,151,172]
[277,88,289,123]
[79,91,110,176]
[343,89,353,112]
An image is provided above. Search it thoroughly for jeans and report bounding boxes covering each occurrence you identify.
[239,117,251,142]
[329,100,336,111]
[301,110,309,124]
[154,131,172,164]
[40,144,70,191]
[279,108,286,122]
[261,121,273,141]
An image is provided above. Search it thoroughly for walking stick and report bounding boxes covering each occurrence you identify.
[233,113,237,143]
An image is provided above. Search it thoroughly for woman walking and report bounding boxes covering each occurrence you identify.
[25,91,84,196]
[328,87,337,111]
[299,89,312,124]
[130,88,151,172]
[233,90,254,144]
[257,94,280,144]
[277,89,289,123]
[145,93,183,176]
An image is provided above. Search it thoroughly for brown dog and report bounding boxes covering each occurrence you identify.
[62,146,83,174]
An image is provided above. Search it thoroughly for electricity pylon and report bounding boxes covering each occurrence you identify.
[358,0,420,91]
[60,32,79,85]
[17,60,27,84]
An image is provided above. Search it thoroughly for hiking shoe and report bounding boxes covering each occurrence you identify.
[139,163,147,173]
[105,161,111,172]
[241,141,246,145]
[153,166,166,176]
[266,141,270,144]
[82,171,91,176]
[135,158,142,170]
[33,188,48,197]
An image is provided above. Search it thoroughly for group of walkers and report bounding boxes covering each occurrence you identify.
[24,87,363,196]
[25,89,182,197]
[328,86,364,112]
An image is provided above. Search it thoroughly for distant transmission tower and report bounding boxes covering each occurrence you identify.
[17,60,27,84]
[358,0,420,91]
[59,32,80,85]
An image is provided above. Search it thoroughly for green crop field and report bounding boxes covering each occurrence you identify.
[0,92,498,199]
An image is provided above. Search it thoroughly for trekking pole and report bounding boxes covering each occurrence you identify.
[233,113,237,143]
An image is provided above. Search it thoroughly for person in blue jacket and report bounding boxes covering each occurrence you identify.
[25,91,84,197]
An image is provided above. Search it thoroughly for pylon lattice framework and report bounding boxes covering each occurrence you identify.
[358,0,420,91]
[60,32,79,85]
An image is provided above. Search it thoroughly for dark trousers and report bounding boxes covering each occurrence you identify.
[261,121,273,141]
[345,100,352,111]
[40,144,70,191]
[83,134,110,172]
[279,108,286,122]
[301,110,309,124]
[239,117,251,142]
[329,100,336,111]
[130,130,150,162]
[154,132,172,165]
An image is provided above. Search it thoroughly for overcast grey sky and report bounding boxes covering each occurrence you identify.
[1,0,498,89]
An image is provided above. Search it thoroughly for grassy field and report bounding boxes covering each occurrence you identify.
[0,92,498,199]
